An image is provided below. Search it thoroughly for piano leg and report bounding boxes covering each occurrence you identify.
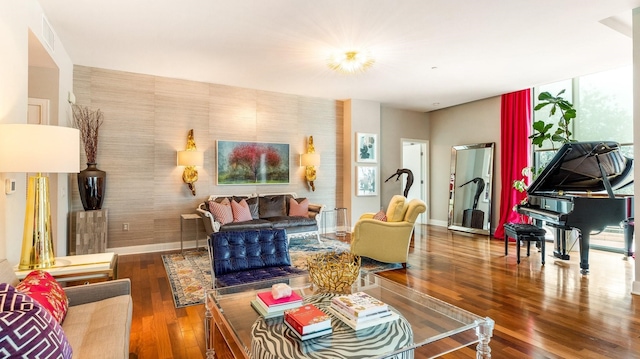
[578,229,590,275]
[550,225,570,260]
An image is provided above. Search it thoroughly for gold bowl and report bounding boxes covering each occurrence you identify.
[307,251,361,293]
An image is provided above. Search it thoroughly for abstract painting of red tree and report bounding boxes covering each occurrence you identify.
[217,141,289,184]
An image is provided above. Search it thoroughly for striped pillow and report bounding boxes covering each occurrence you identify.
[209,197,233,225]
[373,210,388,222]
[231,199,253,222]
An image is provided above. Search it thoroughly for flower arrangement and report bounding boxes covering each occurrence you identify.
[71,105,104,164]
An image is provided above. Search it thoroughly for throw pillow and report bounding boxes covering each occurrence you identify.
[209,197,233,225]
[386,195,407,222]
[373,210,388,221]
[234,196,260,219]
[16,270,69,324]
[289,198,309,217]
[0,283,73,358]
[259,195,287,218]
[231,199,253,222]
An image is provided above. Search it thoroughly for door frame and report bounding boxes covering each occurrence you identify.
[401,138,429,224]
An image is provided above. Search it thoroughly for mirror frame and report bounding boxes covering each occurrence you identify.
[447,142,495,235]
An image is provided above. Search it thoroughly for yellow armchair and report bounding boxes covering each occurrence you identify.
[350,195,427,266]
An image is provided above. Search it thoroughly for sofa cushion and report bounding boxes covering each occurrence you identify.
[62,295,132,359]
[210,229,291,276]
[259,195,287,218]
[386,195,407,222]
[0,283,73,358]
[231,199,253,222]
[289,197,309,216]
[266,216,317,229]
[209,197,234,225]
[219,219,273,231]
[215,265,306,287]
[16,270,68,323]
[232,196,259,219]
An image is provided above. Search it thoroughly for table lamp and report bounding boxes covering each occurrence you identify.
[0,124,80,269]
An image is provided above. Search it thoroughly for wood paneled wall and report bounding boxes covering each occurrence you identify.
[72,66,342,251]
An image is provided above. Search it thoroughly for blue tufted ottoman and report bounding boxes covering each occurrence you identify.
[207,229,306,287]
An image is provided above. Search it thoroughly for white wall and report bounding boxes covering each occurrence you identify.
[631,7,640,296]
[0,0,74,264]
[427,97,501,232]
[380,106,430,209]
[344,100,381,227]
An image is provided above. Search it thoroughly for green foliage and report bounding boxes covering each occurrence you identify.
[529,89,576,149]
[513,89,577,195]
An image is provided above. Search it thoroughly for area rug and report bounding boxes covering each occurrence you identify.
[162,238,402,308]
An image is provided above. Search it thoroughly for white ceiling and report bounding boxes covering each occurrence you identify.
[38,0,640,112]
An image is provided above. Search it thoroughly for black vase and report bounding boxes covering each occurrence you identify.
[77,163,106,210]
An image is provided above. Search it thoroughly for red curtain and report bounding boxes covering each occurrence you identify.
[494,89,532,239]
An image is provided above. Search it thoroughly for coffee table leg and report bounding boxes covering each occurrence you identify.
[474,317,494,358]
[205,290,216,359]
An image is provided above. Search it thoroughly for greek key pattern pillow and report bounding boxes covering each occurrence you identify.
[0,283,72,358]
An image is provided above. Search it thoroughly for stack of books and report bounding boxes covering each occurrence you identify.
[328,291,399,331]
[284,304,332,340]
[251,290,304,319]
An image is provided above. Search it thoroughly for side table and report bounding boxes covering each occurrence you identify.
[181,213,203,254]
[14,252,118,283]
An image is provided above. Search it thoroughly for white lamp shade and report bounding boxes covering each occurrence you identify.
[177,150,204,167]
[300,153,320,166]
[0,124,80,173]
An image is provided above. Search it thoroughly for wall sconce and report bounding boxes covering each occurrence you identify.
[300,136,320,191]
[177,129,203,196]
[0,124,80,269]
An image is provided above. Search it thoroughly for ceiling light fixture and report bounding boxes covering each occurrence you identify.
[327,50,375,74]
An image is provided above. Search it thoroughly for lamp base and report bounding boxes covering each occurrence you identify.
[19,174,56,270]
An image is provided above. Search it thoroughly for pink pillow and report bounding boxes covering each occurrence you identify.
[209,197,233,225]
[373,210,388,222]
[231,199,253,222]
[16,270,69,324]
[289,198,309,217]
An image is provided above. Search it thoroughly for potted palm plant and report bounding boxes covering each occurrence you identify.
[72,104,106,211]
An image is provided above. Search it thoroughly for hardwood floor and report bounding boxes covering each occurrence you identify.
[119,225,640,359]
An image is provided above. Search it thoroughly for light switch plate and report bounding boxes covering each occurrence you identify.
[5,178,16,194]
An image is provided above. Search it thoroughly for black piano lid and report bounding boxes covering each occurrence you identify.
[527,141,634,194]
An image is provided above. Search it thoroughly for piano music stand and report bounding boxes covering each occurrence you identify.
[504,223,547,265]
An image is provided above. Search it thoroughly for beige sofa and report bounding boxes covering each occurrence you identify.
[0,258,132,358]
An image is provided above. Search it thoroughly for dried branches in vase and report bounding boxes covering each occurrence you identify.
[71,105,104,164]
[71,104,107,211]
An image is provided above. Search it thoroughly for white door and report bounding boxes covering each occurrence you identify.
[402,140,428,224]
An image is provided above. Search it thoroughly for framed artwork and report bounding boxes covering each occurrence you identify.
[216,140,290,185]
[356,166,377,196]
[356,133,377,163]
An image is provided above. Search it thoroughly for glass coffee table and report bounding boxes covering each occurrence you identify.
[205,273,493,358]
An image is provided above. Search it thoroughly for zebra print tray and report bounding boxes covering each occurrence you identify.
[251,293,414,359]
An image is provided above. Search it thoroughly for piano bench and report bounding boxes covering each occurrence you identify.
[504,223,547,265]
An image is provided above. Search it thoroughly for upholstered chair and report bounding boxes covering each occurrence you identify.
[350,195,427,266]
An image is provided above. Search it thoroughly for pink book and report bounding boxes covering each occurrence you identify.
[256,290,303,308]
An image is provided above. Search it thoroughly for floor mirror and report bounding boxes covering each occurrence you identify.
[448,143,495,235]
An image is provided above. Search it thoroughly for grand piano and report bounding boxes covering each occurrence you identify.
[517,141,634,274]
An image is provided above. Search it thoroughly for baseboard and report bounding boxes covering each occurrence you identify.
[633,280,640,296]
[429,219,448,227]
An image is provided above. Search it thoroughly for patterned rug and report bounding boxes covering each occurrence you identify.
[162,237,402,308]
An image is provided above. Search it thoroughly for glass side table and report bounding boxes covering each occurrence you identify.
[180,213,202,254]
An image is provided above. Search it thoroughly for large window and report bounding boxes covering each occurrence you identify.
[532,66,633,252]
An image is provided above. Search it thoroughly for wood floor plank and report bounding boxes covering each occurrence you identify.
[121,225,640,358]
